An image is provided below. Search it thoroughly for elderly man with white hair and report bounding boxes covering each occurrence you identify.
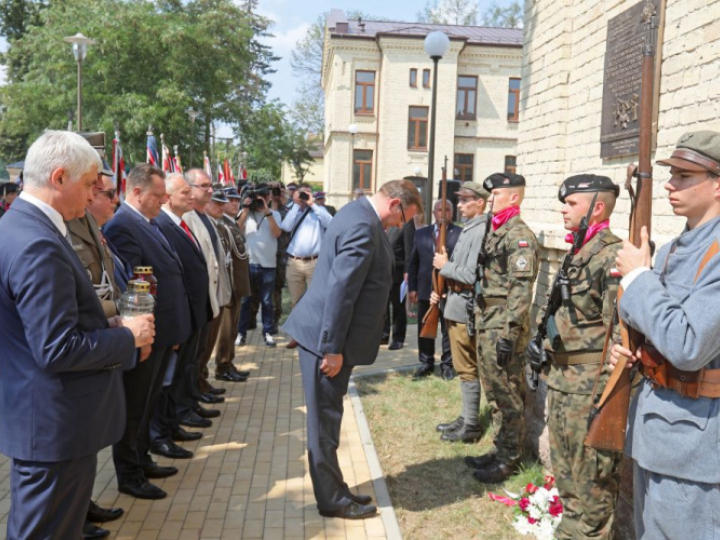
[0,130,155,540]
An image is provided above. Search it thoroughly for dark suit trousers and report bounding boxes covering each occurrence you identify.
[298,347,355,512]
[215,295,242,373]
[150,333,201,445]
[197,315,223,394]
[9,454,96,540]
[417,300,452,367]
[113,345,173,483]
[383,278,407,342]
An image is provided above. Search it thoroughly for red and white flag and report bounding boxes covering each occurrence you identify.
[203,151,212,178]
[161,134,173,173]
[113,131,126,201]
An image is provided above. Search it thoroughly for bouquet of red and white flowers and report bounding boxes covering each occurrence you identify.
[488,476,563,540]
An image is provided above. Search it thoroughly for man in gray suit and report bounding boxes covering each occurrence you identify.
[610,131,720,539]
[283,179,423,519]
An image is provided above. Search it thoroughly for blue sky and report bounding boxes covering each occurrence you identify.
[258,0,517,109]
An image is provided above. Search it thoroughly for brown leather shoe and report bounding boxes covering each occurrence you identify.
[286,339,298,349]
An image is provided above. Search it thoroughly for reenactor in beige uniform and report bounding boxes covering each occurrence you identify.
[431,182,491,443]
[466,172,539,484]
[527,175,623,539]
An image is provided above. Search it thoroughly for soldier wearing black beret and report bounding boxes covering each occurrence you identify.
[466,171,539,483]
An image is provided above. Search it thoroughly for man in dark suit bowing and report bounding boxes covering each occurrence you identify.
[104,164,193,499]
[283,179,423,520]
[0,130,155,540]
[408,200,461,379]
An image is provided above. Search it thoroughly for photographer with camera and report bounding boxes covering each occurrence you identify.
[280,184,332,331]
[236,183,282,347]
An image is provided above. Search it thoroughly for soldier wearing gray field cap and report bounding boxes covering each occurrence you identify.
[610,130,720,540]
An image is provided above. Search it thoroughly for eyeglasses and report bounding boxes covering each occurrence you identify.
[190,183,213,191]
[399,204,407,225]
[97,189,117,199]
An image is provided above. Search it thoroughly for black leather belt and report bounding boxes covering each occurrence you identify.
[289,255,318,261]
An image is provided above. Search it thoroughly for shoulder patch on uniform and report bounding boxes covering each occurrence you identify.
[609,268,621,278]
[516,256,528,271]
[518,240,529,248]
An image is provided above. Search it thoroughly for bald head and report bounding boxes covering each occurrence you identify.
[164,172,194,217]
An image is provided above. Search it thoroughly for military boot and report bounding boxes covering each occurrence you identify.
[472,460,518,484]
[464,451,497,470]
[441,423,484,443]
[436,416,464,433]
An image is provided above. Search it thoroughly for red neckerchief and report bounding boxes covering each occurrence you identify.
[565,220,610,253]
[492,206,520,231]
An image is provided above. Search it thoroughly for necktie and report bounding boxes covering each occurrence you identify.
[180,219,198,248]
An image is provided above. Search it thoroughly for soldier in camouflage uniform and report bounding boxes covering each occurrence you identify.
[466,172,539,484]
[527,174,623,539]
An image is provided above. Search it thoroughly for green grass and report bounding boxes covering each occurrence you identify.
[356,372,546,540]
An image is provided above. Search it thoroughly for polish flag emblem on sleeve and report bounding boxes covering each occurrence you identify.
[518,240,529,248]
[610,268,622,278]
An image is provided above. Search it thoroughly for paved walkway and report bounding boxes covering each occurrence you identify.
[0,324,430,540]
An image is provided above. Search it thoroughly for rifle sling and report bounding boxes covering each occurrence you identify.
[589,310,616,406]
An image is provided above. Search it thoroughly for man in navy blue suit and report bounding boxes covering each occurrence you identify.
[408,200,461,380]
[149,172,214,459]
[105,164,193,500]
[283,180,423,519]
[0,130,155,540]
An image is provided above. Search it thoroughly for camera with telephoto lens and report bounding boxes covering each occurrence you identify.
[298,191,310,202]
[271,187,281,197]
[241,185,269,211]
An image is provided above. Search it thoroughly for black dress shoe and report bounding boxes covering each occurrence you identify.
[319,502,378,520]
[208,386,226,395]
[348,492,373,505]
[441,365,456,380]
[87,500,123,523]
[215,371,247,383]
[413,364,434,379]
[388,341,404,351]
[180,412,212,429]
[464,452,498,470]
[172,428,203,442]
[436,416,464,433]
[380,336,390,345]
[472,461,517,484]
[233,368,251,377]
[194,404,221,418]
[83,521,109,540]
[151,441,194,459]
[441,423,485,443]
[200,392,226,404]
[141,462,178,479]
[118,478,167,499]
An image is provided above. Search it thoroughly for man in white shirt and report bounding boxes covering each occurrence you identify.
[281,183,333,307]
[236,183,282,347]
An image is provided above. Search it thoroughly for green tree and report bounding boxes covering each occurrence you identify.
[417,0,479,25]
[482,1,523,28]
[0,0,276,165]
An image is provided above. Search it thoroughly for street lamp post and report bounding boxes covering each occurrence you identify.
[187,108,198,168]
[63,33,96,132]
[348,123,358,200]
[423,31,450,225]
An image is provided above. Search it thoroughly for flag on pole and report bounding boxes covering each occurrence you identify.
[113,130,127,201]
[223,159,232,186]
[173,145,183,173]
[237,159,247,182]
[146,128,159,166]
[161,134,173,173]
[203,151,212,178]
[216,157,223,185]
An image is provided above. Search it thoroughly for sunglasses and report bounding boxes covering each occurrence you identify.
[97,189,117,199]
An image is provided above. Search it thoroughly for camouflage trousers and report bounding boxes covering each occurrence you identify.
[548,388,622,540]
[476,329,527,464]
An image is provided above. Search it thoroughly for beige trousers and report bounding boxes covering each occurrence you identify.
[286,257,318,307]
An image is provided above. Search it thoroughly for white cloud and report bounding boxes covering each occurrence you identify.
[264,21,310,55]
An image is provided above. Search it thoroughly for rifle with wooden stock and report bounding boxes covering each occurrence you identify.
[585,3,658,452]
[420,156,449,339]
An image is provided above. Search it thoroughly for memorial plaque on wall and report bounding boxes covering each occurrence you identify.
[600,0,663,159]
